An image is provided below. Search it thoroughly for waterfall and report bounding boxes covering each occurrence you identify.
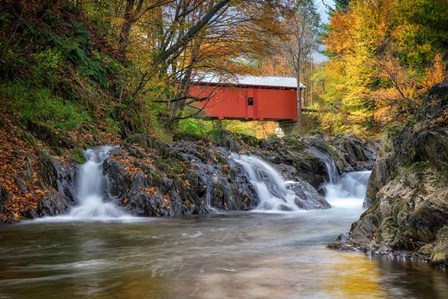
[205,185,219,214]
[232,154,301,212]
[309,147,340,184]
[323,171,371,208]
[69,146,128,219]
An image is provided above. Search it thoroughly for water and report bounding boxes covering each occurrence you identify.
[1,162,447,297]
[37,146,131,222]
[309,147,340,184]
[70,146,128,219]
[232,154,301,212]
[323,171,371,208]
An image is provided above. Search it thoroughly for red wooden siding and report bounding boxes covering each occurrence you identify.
[189,84,298,121]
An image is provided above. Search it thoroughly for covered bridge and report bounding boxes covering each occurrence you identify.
[189,73,305,122]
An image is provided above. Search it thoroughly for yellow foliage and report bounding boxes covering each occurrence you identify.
[319,0,448,138]
[425,53,446,88]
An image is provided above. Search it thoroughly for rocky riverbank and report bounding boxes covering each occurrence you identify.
[329,81,448,268]
[0,114,375,222]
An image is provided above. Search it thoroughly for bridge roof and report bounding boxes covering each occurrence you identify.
[192,73,305,89]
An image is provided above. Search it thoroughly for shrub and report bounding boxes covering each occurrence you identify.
[178,118,214,136]
[1,83,91,132]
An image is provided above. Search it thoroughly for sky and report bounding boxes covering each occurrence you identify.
[315,0,334,24]
[313,0,335,63]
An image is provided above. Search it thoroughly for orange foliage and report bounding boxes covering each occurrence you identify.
[425,53,446,88]
[0,110,48,221]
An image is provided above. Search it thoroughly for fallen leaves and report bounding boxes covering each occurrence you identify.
[0,110,50,222]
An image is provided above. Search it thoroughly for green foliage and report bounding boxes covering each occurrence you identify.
[1,83,90,132]
[222,120,257,137]
[335,0,350,12]
[32,48,63,85]
[178,119,215,136]
[78,56,108,88]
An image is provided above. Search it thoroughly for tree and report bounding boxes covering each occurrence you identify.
[285,0,320,120]
[320,0,448,137]
[144,0,295,129]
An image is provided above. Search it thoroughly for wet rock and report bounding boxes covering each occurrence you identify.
[102,130,350,217]
[33,190,74,217]
[329,135,377,172]
[29,150,77,217]
[256,134,337,188]
[290,179,330,209]
[328,233,353,250]
[335,81,448,267]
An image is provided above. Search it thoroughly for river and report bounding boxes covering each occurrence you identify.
[0,152,447,298]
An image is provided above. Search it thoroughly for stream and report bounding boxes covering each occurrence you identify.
[0,148,447,298]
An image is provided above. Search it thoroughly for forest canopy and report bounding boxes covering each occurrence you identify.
[318,0,448,137]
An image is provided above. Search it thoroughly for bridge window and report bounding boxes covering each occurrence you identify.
[247,97,254,106]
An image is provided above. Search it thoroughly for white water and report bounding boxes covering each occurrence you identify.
[309,147,340,184]
[34,146,136,222]
[233,153,371,214]
[323,170,371,209]
[69,146,128,219]
[232,154,301,212]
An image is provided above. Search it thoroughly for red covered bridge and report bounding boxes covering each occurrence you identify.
[189,73,305,122]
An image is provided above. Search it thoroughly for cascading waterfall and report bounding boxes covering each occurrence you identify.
[232,151,371,213]
[309,147,340,184]
[68,146,128,219]
[323,171,371,209]
[232,154,301,212]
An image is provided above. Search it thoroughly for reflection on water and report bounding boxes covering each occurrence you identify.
[325,254,386,298]
[0,213,447,298]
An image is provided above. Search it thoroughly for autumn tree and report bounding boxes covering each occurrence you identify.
[319,0,448,137]
[115,0,296,130]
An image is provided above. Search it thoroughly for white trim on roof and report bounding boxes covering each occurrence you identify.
[192,72,305,89]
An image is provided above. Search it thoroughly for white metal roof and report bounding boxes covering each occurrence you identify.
[192,72,305,89]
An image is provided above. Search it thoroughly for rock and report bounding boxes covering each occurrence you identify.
[0,185,9,221]
[256,134,343,188]
[101,130,358,217]
[27,121,75,148]
[1,117,375,222]
[336,81,448,267]
[27,150,78,217]
[33,190,74,217]
[327,233,350,249]
[363,154,393,208]
[431,226,448,266]
[329,135,377,172]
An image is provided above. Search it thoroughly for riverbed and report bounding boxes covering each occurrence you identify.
[1,174,447,298]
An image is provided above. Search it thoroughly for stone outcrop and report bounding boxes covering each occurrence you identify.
[31,150,77,218]
[330,81,448,268]
[0,117,375,222]
[102,137,259,216]
[103,133,335,217]
[0,115,78,223]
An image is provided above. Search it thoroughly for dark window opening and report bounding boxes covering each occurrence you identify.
[247,97,254,106]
